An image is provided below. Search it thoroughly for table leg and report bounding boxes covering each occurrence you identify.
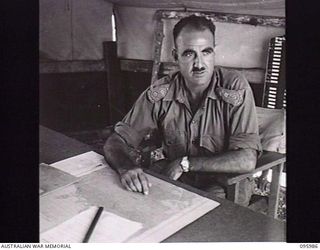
[226,182,240,203]
[268,163,284,219]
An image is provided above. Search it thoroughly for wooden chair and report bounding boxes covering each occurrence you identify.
[222,36,286,218]
[222,151,286,218]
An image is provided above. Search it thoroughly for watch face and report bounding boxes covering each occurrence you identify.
[181,160,189,172]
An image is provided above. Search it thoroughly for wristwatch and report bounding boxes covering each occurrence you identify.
[180,156,190,172]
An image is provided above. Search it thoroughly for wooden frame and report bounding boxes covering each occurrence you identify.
[221,151,286,218]
[151,10,285,84]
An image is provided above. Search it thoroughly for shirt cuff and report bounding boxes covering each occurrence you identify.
[228,133,263,158]
[114,122,142,148]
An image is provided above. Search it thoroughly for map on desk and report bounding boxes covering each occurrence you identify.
[40,152,220,243]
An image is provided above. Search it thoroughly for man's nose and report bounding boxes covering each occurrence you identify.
[194,54,204,68]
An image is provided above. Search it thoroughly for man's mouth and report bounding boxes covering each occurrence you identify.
[192,70,206,76]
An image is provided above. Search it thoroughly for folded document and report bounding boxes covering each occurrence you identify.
[50,151,106,177]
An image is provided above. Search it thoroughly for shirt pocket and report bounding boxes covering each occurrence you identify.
[200,134,225,154]
[163,129,187,160]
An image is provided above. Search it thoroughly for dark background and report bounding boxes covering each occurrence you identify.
[2,0,320,243]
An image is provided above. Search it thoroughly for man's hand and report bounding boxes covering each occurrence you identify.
[163,158,184,181]
[119,168,151,195]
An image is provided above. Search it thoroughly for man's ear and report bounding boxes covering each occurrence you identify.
[172,49,178,61]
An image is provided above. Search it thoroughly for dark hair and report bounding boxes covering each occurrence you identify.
[173,15,216,47]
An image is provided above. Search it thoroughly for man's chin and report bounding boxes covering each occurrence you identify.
[190,76,211,86]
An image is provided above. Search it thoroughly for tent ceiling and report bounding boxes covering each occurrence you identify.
[106,0,285,9]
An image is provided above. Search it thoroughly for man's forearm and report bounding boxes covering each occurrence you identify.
[104,133,151,194]
[103,133,137,174]
[189,148,257,174]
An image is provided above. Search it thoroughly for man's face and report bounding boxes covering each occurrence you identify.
[174,27,215,88]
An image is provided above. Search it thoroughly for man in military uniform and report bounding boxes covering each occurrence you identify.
[103,15,262,206]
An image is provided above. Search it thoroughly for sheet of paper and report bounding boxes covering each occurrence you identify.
[40,165,220,242]
[40,163,79,196]
[40,206,143,243]
[50,151,106,177]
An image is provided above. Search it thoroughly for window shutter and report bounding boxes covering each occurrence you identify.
[263,36,286,109]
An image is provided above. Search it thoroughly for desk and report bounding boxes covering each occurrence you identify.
[39,125,286,242]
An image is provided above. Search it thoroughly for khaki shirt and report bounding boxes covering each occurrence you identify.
[114,67,262,162]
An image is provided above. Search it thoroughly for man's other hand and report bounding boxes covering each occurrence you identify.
[163,158,184,181]
[119,168,151,195]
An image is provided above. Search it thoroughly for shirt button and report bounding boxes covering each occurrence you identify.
[192,120,197,124]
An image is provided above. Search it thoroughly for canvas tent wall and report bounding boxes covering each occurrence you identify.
[40,0,285,62]
[39,0,285,130]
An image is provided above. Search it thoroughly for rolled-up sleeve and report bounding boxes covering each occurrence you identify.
[114,90,159,148]
[228,83,263,157]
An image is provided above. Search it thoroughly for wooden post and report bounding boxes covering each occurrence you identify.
[268,163,284,218]
[227,182,240,203]
[103,41,125,125]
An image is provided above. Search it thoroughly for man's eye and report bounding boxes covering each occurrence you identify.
[203,50,212,55]
[183,52,194,57]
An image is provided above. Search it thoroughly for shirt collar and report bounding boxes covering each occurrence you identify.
[163,70,219,102]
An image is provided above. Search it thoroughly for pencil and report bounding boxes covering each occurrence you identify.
[82,206,104,243]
